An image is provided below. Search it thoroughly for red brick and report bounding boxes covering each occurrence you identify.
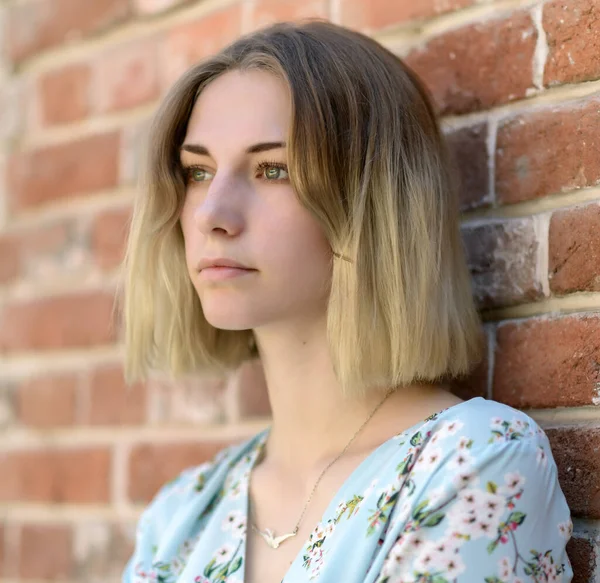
[545,426,600,518]
[7,0,131,64]
[94,36,161,114]
[340,0,474,32]
[0,291,117,352]
[549,204,600,295]
[84,364,146,425]
[462,219,543,310]
[0,234,20,285]
[405,11,536,116]
[544,0,600,87]
[493,315,600,409]
[248,0,328,32]
[128,441,232,502]
[91,205,132,271]
[445,123,491,211]
[38,63,91,126]
[566,537,596,583]
[17,374,78,428]
[496,96,600,204]
[134,0,191,14]
[160,6,243,88]
[18,524,73,580]
[0,447,111,503]
[7,132,120,212]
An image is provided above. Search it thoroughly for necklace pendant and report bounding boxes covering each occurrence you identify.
[259,528,297,549]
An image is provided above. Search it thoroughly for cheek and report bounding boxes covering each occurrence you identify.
[262,212,332,281]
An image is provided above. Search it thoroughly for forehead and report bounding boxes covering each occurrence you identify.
[184,69,292,148]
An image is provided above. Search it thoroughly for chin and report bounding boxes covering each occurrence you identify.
[201,302,263,331]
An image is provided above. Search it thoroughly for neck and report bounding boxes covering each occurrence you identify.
[252,316,399,475]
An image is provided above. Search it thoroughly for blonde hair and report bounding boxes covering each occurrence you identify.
[116,19,483,398]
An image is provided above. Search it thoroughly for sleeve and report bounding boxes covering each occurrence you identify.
[121,474,186,583]
[121,444,235,583]
[375,433,574,583]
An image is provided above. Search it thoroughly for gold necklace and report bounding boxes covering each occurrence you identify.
[249,385,397,549]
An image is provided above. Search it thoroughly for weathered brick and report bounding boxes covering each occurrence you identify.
[19,524,73,580]
[148,376,226,425]
[0,380,16,431]
[160,6,243,89]
[493,315,600,409]
[0,447,111,503]
[17,373,78,428]
[0,234,19,284]
[84,364,146,425]
[7,132,120,212]
[72,522,135,582]
[544,0,600,87]
[0,78,25,143]
[445,123,490,211]
[128,441,232,502]
[0,291,117,352]
[120,118,152,186]
[405,11,536,116]
[12,219,89,282]
[38,63,91,126]
[496,96,600,204]
[134,0,190,14]
[93,36,161,114]
[248,0,328,32]
[91,205,132,271]
[340,0,474,32]
[462,219,543,310]
[6,0,131,63]
[549,204,600,294]
[545,426,600,518]
[566,537,596,583]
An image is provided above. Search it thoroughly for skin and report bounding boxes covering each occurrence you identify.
[178,68,463,581]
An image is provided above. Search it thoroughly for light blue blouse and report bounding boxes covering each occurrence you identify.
[122,396,574,582]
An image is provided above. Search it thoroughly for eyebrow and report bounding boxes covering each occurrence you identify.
[179,141,286,157]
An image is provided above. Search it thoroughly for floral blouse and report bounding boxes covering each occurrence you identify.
[122,396,574,582]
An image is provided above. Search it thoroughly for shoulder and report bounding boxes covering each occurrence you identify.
[425,396,549,448]
[402,396,557,482]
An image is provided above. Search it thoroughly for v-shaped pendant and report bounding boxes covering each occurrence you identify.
[257,528,297,549]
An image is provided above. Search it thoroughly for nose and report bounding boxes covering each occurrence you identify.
[193,173,245,237]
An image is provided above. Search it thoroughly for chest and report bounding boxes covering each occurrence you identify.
[242,459,368,583]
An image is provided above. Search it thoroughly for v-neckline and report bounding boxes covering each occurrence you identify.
[238,396,483,582]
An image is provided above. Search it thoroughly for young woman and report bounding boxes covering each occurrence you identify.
[119,19,573,583]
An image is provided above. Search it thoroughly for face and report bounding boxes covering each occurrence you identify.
[178,69,333,331]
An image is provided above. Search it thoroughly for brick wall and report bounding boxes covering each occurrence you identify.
[0,0,598,580]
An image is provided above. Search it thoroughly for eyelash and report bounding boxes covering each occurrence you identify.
[181,160,289,184]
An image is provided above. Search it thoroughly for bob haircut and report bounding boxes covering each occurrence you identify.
[117,19,484,398]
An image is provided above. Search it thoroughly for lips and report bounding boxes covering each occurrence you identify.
[197,257,254,271]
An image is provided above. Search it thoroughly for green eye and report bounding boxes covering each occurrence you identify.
[191,168,205,181]
[257,161,289,181]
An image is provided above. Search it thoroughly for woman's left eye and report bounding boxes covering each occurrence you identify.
[256,161,289,181]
